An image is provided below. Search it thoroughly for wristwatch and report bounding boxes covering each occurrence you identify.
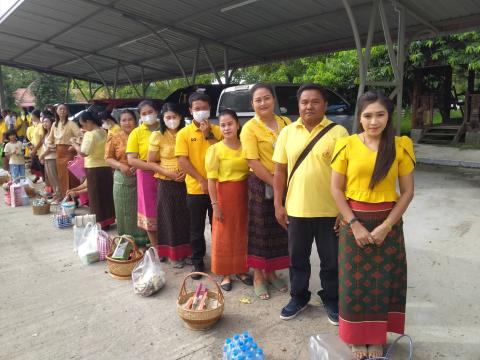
[348,217,359,227]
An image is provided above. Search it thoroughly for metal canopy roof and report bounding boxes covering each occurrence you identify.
[0,0,479,86]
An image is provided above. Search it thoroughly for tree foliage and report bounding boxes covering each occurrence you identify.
[1,31,479,110]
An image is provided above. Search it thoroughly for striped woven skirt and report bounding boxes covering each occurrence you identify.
[136,169,157,232]
[86,166,115,228]
[246,173,289,271]
[113,170,148,246]
[339,200,407,345]
[156,179,191,260]
[211,180,248,275]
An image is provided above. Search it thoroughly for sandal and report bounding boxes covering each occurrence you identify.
[236,273,253,286]
[268,277,288,292]
[351,345,368,360]
[254,282,270,300]
[220,278,232,292]
[367,345,383,358]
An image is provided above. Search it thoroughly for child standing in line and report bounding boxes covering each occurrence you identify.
[4,130,25,181]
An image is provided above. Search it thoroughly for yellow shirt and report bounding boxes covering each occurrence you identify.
[331,135,416,203]
[240,115,291,174]
[205,141,249,182]
[0,121,7,142]
[273,117,349,217]
[81,128,108,168]
[14,117,26,137]
[47,120,81,145]
[126,123,159,161]
[148,130,180,180]
[108,124,122,136]
[175,122,222,194]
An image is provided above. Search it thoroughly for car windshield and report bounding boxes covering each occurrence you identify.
[218,90,253,113]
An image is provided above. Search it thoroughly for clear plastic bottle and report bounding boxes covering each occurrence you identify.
[231,349,240,360]
[223,338,233,359]
[245,351,255,360]
[255,348,265,360]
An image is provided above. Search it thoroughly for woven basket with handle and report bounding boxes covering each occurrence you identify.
[32,202,50,215]
[177,272,225,331]
[106,235,144,280]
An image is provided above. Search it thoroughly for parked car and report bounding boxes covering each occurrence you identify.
[215,84,354,133]
[164,84,236,120]
[69,98,162,122]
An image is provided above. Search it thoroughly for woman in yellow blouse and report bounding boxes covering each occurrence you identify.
[26,110,45,182]
[206,109,253,291]
[105,109,148,246]
[147,103,190,266]
[127,100,160,248]
[99,111,121,136]
[330,91,415,359]
[240,83,290,300]
[72,111,115,229]
[46,104,81,196]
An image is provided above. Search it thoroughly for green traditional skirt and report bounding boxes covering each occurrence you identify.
[338,200,407,345]
[113,169,148,246]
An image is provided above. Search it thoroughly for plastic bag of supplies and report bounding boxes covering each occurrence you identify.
[132,247,166,297]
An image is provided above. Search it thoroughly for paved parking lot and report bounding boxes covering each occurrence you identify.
[1,164,479,359]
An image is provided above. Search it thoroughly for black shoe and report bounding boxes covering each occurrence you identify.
[191,263,205,280]
[324,302,339,326]
[220,281,232,291]
[280,298,309,320]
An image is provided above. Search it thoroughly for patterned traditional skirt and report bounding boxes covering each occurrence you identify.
[113,170,148,246]
[339,200,407,345]
[156,179,191,260]
[86,166,115,228]
[56,145,79,196]
[247,173,289,271]
[136,169,157,232]
[212,180,248,275]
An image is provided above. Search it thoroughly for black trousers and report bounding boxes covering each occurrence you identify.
[288,216,339,304]
[186,194,213,266]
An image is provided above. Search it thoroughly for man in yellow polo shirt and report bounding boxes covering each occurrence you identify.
[273,84,348,323]
[175,92,221,278]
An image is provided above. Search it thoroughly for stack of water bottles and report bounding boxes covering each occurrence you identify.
[222,331,265,360]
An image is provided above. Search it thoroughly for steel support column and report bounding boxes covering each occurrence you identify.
[65,77,71,103]
[191,41,201,84]
[121,65,142,98]
[202,42,222,84]
[343,0,407,134]
[224,48,229,85]
[113,62,120,99]
[73,79,90,102]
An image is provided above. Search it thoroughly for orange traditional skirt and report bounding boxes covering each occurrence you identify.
[211,180,248,275]
[56,144,79,197]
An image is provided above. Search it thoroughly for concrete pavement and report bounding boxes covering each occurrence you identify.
[1,164,479,359]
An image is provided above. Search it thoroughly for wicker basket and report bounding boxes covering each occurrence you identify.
[177,272,225,331]
[32,202,50,215]
[106,235,144,280]
[0,175,9,185]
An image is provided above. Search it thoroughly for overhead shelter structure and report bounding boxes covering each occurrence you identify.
[0,0,479,132]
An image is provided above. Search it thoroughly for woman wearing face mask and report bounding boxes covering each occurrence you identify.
[126,100,160,248]
[105,109,148,246]
[240,83,291,300]
[147,103,191,267]
[71,111,115,229]
[99,111,121,136]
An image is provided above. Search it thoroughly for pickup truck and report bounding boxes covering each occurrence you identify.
[215,84,355,133]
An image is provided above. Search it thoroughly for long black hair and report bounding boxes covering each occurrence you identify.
[159,102,185,134]
[98,111,117,124]
[357,91,396,189]
[78,111,102,127]
[54,103,69,127]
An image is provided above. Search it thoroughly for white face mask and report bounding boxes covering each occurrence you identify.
[141,114,157,125]
[165,119,180,130]
[102,122,111,130]
[192,110,210,122]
